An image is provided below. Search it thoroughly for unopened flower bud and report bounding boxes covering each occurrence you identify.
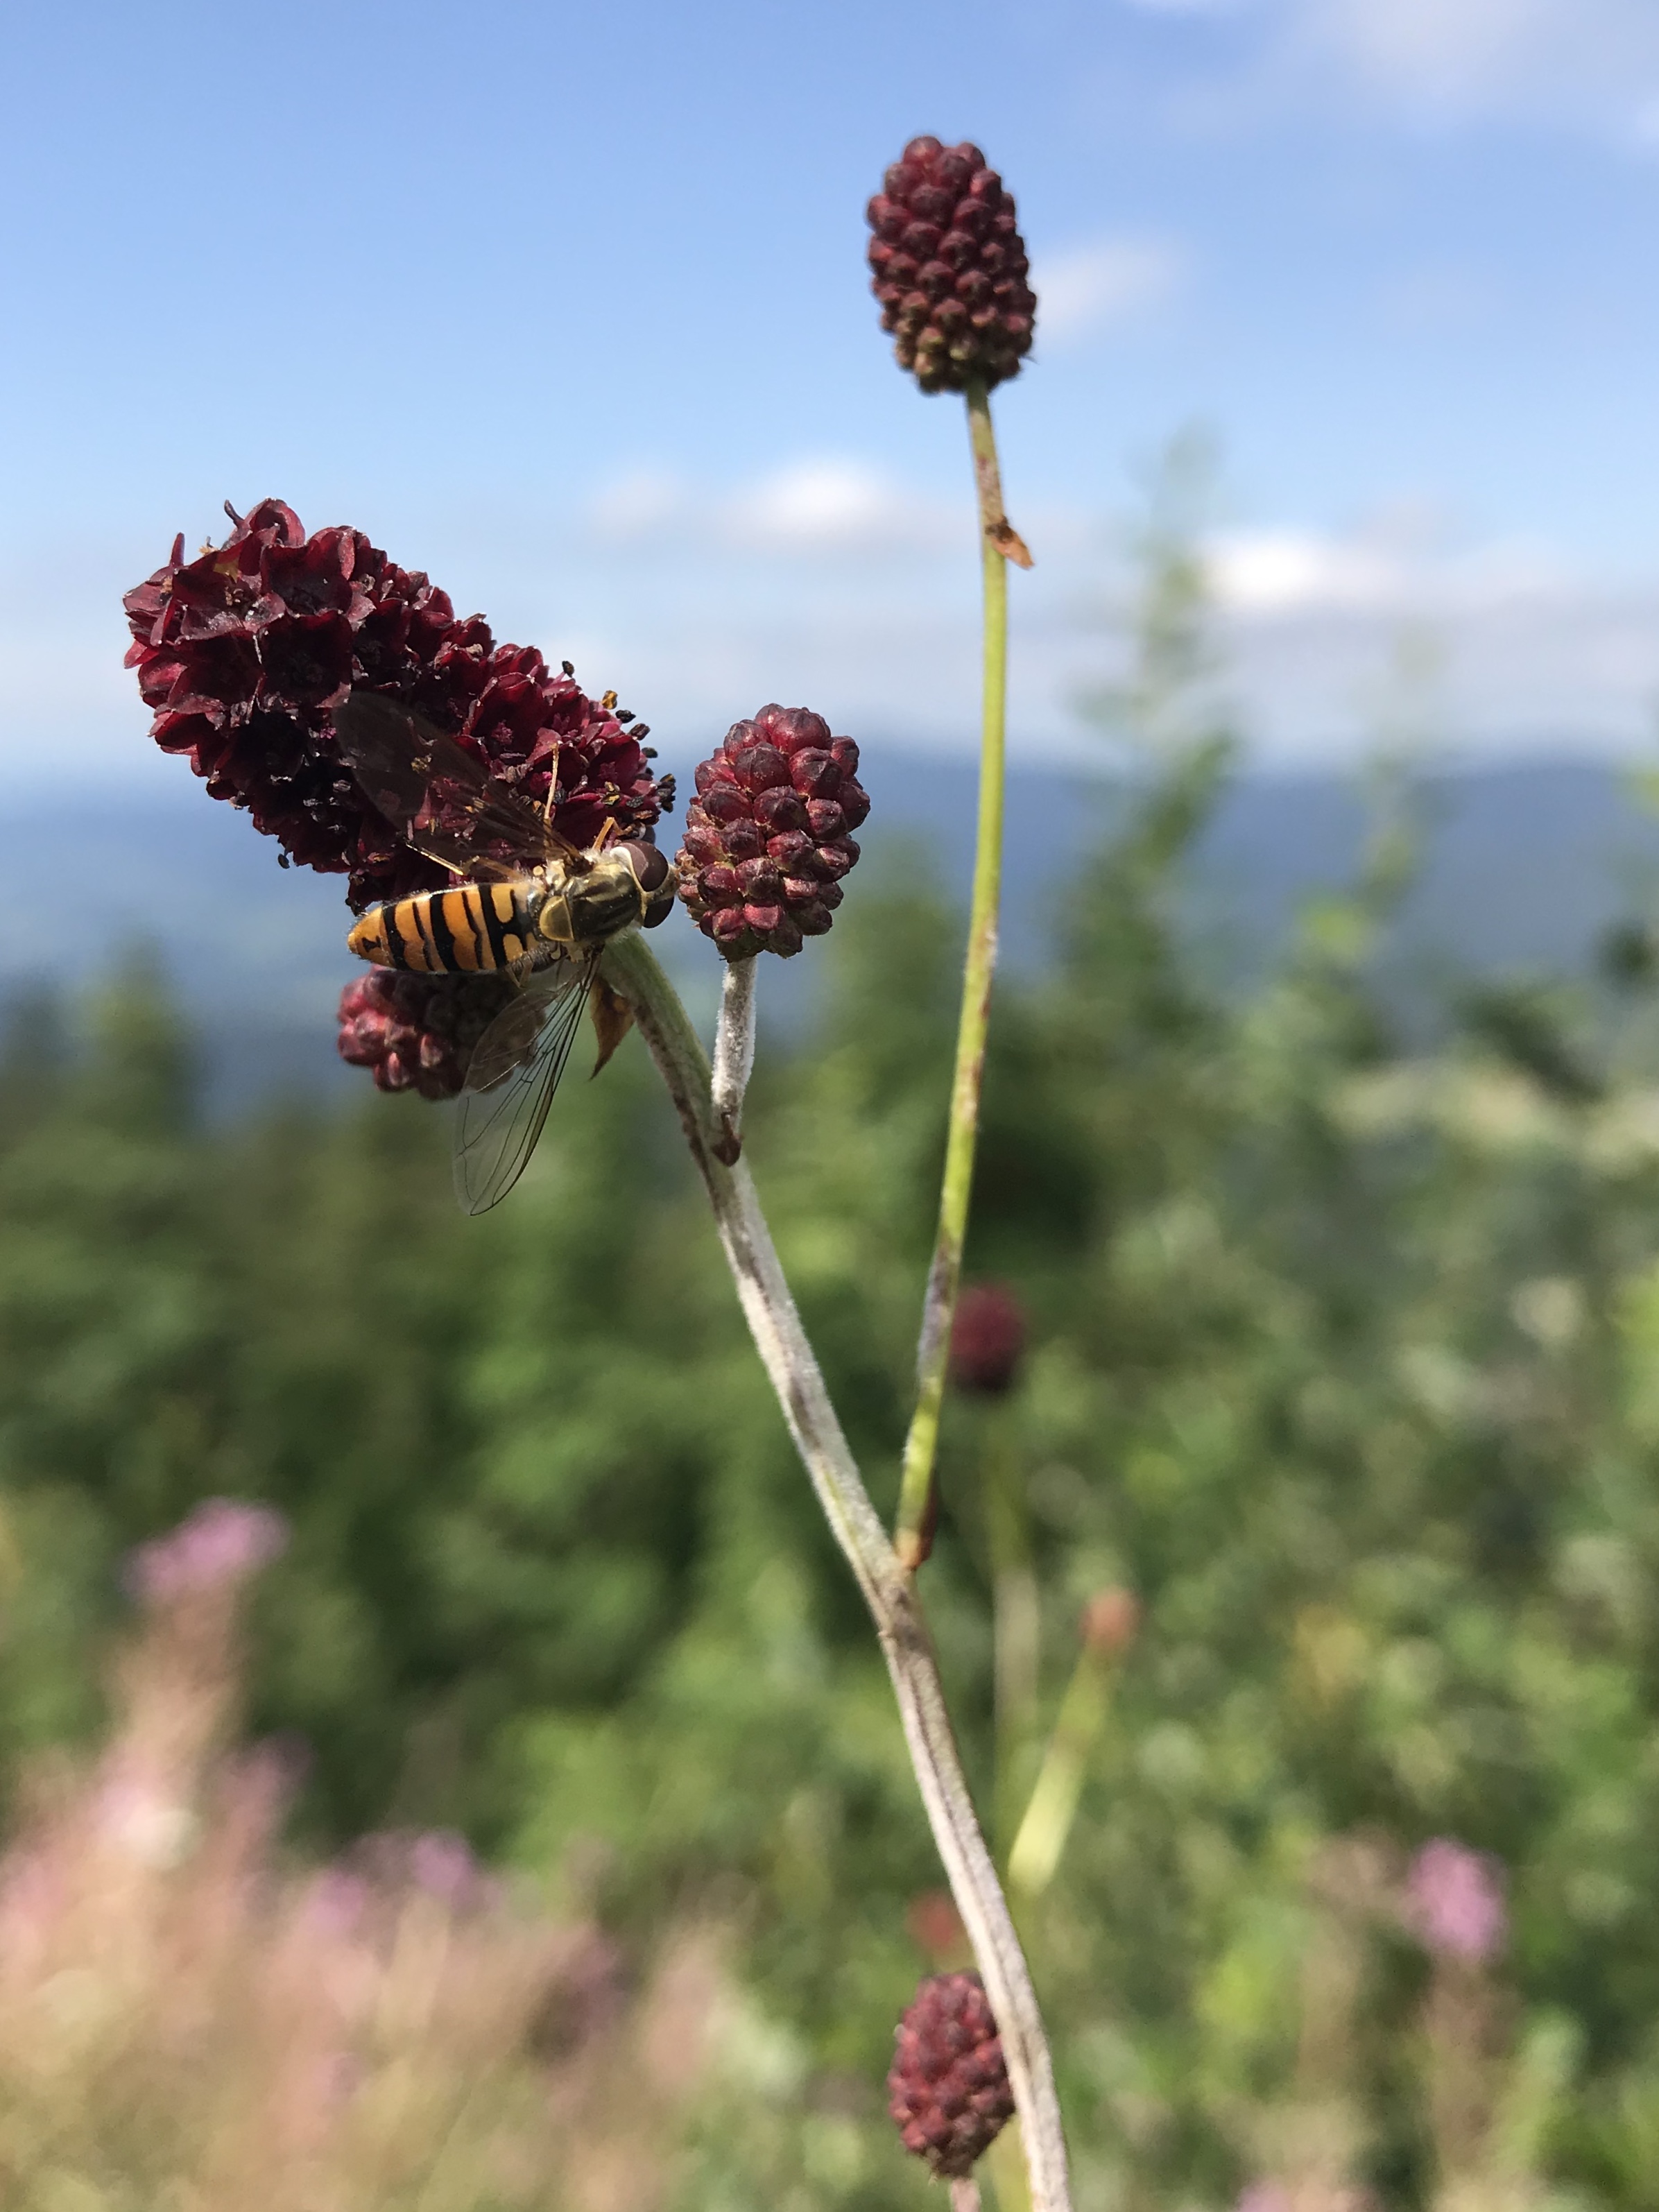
[867,137,1036,395]
[906,1889,968,1961]
[676,705,868,959]
[888,1971,1015,2177]
[1081,1587,1140,1657]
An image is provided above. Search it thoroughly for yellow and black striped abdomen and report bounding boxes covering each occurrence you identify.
[347,879,543,973]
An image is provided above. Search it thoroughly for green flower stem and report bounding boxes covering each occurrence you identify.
[894,377,1026,1571]
[985,1418,1040,1855]
[603,929,1073,2212]
[1008,1641,1115,1902]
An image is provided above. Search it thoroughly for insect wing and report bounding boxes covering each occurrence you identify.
[333,692,580,880]
[452,957,597,1215]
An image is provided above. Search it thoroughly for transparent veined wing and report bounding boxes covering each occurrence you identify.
[333,692,581,882]
[452,955,598,1215]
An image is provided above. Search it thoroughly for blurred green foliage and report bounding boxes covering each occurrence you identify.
[9,539,1659,2211]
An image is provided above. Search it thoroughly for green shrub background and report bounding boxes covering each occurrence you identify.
[9,544,1659,2209]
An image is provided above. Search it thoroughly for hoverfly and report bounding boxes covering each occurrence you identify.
[333,691,675,1215]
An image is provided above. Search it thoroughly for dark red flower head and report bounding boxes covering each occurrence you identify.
[949,1283,1026,1396]
[867,138,1035,395]
[336,970,518,1101]
[888,1971,1015,2178]
[124,501,671,911]
[676,705,868,959]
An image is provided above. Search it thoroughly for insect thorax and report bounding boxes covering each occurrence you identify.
[540,852,648,947]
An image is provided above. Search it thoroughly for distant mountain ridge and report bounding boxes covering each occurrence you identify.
[3,751,1655,1108]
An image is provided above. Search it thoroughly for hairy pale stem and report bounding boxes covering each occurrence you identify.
[603,931,1073,2212]
[893,379,1028,1570]
[710,955,758,1164]
[951,2177,985,2212]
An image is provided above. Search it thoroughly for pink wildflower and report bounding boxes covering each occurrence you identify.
[1236,2186,1293,2212]
[1407,1838,1506,1962]
[409,1830,481,1907]
[126,1498,289,1606]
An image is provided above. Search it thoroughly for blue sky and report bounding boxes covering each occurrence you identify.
[10,0,1659,786]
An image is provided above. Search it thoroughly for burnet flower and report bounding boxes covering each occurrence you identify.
[949,1282,1027,1395]
[123,499,671,914]
[336,970,519,1100]
[866,137,1036,396]
[888,1970,1015,2178]
[677,705,868,959]
[126,500,678,1101]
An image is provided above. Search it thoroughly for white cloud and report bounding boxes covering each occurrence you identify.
[1033,237,1185,345]
[1301,0,1557,106]
[1213,584,1659,759]
[587,456,958,557]
[587,467,686,539]
[1283,0,1659,122]
[21,494,1659,798]
[1184,512,1658,758]
[535,490,1659,769]
[723,460,954,553]
[1205,514,1567,618]
[1122,0,1659,131]
[1209,528,1403,614]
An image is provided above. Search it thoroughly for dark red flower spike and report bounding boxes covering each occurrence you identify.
[124,500,672,914]
[676,705,868,960]
[888,1971,1015,2178]
[949,1283,1026,1396]
[867,138,1036,395]
[336,970,519,1101]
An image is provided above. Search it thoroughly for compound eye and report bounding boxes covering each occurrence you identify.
[619,839,670,892]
